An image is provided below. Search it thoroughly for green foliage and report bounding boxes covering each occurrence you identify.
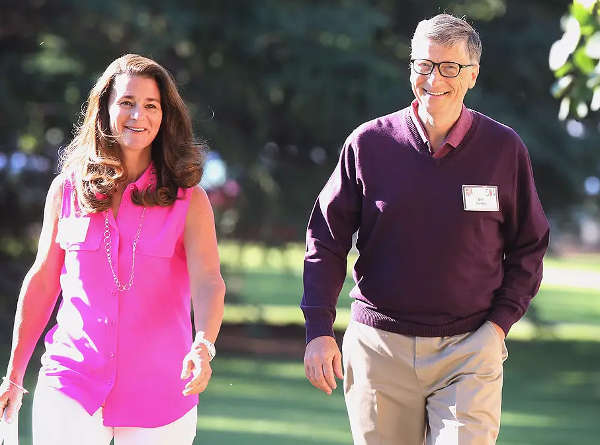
[550,0,600,118]
[1,0,599,320]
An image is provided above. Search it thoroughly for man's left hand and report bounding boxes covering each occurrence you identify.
[489,321,506,340]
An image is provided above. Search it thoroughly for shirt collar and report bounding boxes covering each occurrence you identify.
[132,161,156,189]
[410,99,473,148]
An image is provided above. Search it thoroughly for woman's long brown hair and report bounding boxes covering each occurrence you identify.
[59,54,205,213]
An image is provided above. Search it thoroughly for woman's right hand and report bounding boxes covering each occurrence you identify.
[0,379,24,424]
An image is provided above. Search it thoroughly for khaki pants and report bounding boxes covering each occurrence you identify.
[343,320,508,445]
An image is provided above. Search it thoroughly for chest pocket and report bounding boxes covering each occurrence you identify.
[137,238,177,258]
[136,211,181,258]
[57,216,102,251]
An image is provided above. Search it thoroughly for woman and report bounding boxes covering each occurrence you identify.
[0,54,225,444]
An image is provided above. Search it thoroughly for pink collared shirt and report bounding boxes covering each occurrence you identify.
[42,163,197,427]
[409,99,473,159]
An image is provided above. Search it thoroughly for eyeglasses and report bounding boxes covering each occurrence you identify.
[410,59,476,78]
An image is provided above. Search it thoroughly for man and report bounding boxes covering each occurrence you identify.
[301,14,549,445]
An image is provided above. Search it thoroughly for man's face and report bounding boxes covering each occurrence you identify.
[410,38,479,118]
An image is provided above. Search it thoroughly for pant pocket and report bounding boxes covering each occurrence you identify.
[501,339,509,362]
[483,321,509,362]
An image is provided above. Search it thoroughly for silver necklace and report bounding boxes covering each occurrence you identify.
[103,207,146,291]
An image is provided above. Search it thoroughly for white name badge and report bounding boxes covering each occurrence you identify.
[57,217,91,243]
[462,185,499,211]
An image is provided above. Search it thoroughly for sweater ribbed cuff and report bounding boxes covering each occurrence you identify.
[487,303,523,336]
[301,307,335,344]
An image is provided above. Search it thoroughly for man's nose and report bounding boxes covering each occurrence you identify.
[427,66,443,81]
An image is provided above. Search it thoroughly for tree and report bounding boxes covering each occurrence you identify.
[1,0,598,334]
[550,0,600,121]
[549,0,600,249]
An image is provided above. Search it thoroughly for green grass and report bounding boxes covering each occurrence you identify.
[220,243,600,334]
[220,242,600,275]
[2,244,599,444]
[8,342,600,445]
[532,285,600,325]
[498,340,600,444]
[195,358,352,444]
[199,341,600,445]
[543,254,600,272]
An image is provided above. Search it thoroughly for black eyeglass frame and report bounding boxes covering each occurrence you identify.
[410,58,477,78]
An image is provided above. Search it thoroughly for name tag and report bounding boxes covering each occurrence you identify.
[462,185,499,211]
[57,217,91,243]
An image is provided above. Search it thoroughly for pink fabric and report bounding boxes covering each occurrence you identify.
[409,99,473,159]
[41,163,197,427]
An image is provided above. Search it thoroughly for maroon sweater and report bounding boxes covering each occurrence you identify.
[301,107,550,343]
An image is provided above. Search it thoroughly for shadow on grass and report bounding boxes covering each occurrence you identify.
[4,339,599,445]
[224,268,600,327]
[499,339,600,445]
[531,286,600,326]
[222,268,355,308]
[193,429,350,445]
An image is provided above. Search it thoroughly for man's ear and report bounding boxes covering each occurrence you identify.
[469,64,480,89]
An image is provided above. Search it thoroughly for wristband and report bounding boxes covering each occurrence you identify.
[194,333,216,361]
[1,377,29,394]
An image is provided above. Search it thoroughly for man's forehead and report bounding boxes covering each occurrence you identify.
[411,38,469,60]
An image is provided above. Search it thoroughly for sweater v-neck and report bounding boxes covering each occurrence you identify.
[402,108,481,165]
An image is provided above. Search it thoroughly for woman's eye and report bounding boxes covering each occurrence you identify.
[120,100,133,106]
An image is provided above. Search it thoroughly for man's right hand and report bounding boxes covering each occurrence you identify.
[304,336,343,395]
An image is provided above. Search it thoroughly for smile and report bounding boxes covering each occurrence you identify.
[125,126,145,133]
[423,89,448,96]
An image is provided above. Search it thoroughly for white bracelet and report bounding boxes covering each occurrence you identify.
[194,333,216,361]
[2,377,29,394]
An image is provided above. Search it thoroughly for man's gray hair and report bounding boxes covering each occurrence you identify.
[411,14,482,63]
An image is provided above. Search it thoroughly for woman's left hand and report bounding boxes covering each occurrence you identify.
[180,342,212,396]
[181,186,225,397]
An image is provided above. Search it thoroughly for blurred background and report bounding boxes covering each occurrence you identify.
[1,0,599,443]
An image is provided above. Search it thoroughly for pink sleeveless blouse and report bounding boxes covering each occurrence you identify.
[41,163,198,427]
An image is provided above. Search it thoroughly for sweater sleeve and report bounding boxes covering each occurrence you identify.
[488,141,550,335]
[301,137,362,344]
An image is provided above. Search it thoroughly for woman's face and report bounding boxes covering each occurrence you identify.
[107,74,163,155]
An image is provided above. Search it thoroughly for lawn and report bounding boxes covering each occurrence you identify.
[2,244,599,444]
[7,340,600,445]
[220,242,600,336]
[204,339,600,445]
